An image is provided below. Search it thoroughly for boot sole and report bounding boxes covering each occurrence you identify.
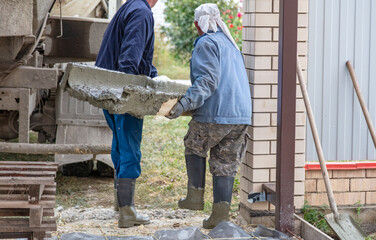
[118,220,151,228]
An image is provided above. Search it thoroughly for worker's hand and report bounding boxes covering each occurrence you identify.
[166,102,184,119]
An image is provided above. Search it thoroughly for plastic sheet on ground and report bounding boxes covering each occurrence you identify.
[208,221,253,239]
[153,227,209,240]
[250,225,292,240]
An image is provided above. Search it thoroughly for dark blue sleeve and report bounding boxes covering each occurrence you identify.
[118,9,153,75]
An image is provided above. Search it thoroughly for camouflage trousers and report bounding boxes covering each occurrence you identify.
[184,119,249,177]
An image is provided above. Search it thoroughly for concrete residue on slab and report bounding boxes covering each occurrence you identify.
[61,63,190,118]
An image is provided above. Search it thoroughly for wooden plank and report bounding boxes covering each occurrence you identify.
[29,206,43,227]
[0,194,55,201]
[0,200,55,209]
[0,177,55,185]
[32,231,46,240]
[0,165,58,172]
[0,161,57,166]
[0,208,54,217]
[0,170,56,176]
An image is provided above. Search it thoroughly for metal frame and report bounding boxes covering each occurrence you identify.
[276,0,298,233]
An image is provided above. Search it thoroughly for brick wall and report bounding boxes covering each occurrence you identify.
[305,164,376,206]
[240,0,308,213]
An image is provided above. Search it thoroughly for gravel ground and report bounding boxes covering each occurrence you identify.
[55,206,253,237]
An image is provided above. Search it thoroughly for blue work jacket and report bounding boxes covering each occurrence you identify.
[180,30,252,125]
[95,0,157,77]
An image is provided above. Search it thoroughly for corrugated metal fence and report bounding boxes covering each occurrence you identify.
[307,0,376,161]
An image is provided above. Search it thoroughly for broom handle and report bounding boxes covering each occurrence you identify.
[346,61,376,148]
[296,58,339,220]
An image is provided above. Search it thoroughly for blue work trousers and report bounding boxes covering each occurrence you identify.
[103,110,143,179]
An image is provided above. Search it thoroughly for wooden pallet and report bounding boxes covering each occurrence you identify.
[0,161,58,240]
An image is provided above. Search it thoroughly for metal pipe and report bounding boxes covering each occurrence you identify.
[0,142,111,155]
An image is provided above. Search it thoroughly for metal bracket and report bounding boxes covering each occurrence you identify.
[247,192,266,204]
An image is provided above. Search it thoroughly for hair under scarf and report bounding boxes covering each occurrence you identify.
[194,3,239,50]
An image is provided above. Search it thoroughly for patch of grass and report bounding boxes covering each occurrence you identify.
[302,201,334,236]
[153,33,190,80]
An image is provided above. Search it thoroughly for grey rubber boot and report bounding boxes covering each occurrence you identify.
[178,155,206,210]
[117,178,150,228]
[203,176,234,229]
[114,173,119,212]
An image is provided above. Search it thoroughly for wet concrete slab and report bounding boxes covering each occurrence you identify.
[61,63,190,118]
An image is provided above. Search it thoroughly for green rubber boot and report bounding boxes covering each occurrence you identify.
[117,178,150,228]
[203,201,231,229]
[178,155,206,210]
[178,187,205,210]
[118,205,150,228]
[203,176,234,229]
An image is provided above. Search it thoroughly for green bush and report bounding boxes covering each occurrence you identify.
[163,0,242,61]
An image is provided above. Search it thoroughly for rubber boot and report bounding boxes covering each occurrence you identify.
[178,155,206,210]
[113,173,119,212]
[203,176,234,229]
[117,178,150,228]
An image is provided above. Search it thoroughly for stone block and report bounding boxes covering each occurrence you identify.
[305,179,317,193]
[350,179,376,192]
[248,140,270,154]
[366,192,376,205]
[305,170,333,179]
[295,168,305,181]
[317,179,349,192]
[295,195,305,209]
[295,181,305,195]
[249,70,278,84]
[251,84,271,98]
[250,127,277,141]
[252,113,271,127]
[244,0,273,13]
[246,56,272,70]
[305,192,365,206]
[251,42,279,56]
[249,154,276,168]
[243,27,273,41]
[366,169,376,178]
[332,170,366,179]
[295,154,306,167]
[253,99,278,112]
[250,13,279,27]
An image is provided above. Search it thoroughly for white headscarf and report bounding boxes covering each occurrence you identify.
[194,3,239,50]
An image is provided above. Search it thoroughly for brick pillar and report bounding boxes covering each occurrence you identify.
[240,0,308,215]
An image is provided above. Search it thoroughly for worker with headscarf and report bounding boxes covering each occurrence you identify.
[167,3,252,229]
[95,0,159,228]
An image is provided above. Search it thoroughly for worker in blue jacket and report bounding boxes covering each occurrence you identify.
[167,3,252,229]
[95,0,159,228]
